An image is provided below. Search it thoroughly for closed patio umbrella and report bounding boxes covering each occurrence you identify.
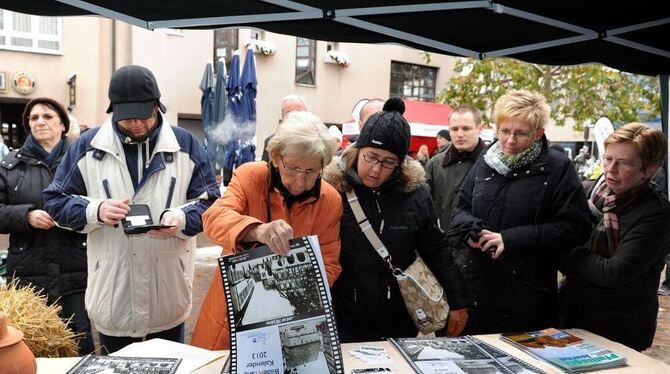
[236,46,258,165]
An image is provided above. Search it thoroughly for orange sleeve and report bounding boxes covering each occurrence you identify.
[202,166,264,253]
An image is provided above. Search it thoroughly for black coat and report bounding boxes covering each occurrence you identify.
[559,181,670,351]
[452,137,591,334]
[323,159,469,343]
[0,143,88,302]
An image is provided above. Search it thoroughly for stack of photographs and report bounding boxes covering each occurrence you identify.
[66,356,181,374]
[220,235,343,374]
[390,336,547,374]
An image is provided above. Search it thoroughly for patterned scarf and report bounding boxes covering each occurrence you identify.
[484,139,542,175]
[588,175,650,257]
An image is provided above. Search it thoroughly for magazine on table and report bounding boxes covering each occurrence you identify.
[66,355,181,374]
[500,328,627,372]
[220,235,343,374]
[389,336,547,374]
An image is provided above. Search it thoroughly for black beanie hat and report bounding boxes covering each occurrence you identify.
[355,97,411,162]
[437,129,451,141]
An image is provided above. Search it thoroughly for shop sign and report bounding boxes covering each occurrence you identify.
[12,72,36,95]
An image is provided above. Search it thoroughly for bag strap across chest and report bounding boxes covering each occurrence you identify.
[345,187,402,275]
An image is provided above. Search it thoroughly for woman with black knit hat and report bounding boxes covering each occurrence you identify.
[323,97,469,342]
[0,97,93,354]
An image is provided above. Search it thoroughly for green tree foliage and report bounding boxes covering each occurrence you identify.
[437,58,660,131]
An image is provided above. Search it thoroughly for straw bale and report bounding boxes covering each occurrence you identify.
[0,279,79,357]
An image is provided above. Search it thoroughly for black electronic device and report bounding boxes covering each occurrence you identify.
[121,204,174,234]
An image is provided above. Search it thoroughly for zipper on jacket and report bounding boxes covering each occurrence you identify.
[375,196,385,234]
[102,179,112,198]
[387,285,391,299]
[137,143,143,183]
[165,176,176,209]
[353,288,357,302]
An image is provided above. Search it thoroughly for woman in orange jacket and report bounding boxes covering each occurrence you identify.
[191,111,343,350]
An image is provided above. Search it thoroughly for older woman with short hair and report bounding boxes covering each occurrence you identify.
[0,97,93,354]
[450,89,591,335]
[191,111,343,350]
[560,123,670,351]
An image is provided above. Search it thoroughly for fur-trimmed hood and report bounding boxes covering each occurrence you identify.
[322,156,426,195]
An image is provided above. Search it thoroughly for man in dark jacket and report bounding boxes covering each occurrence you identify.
[450,90,591,335]
[434,129,451,155]
[425,106,486,267]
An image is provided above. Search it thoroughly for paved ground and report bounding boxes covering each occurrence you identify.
[2,233,670,364]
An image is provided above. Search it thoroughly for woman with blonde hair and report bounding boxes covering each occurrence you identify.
[191,111,343,350]
[449,89,591,334]
[560,122,670,351]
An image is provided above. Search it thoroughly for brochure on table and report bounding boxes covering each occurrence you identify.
[66,355,181,374]
[220,235,343,374]
[112,338,227,373]
[501,328,627,372]
[390,336,547,374]
[65,338,226,374]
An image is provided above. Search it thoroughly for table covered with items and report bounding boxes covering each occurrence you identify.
[35,329,670,374]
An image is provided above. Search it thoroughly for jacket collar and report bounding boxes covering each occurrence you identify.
[485,135,551,179]
[269,163,321,206]
[2,139,69,170]
[91,113,180,162]
[442,139,486,167]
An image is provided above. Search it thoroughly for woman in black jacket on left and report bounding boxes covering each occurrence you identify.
[0,97,93,355]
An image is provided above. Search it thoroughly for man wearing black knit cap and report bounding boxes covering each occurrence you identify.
[44,65,220,353]
[435,129,451,155]
[323,97,470,343]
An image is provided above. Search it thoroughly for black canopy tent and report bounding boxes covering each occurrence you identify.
[3,1,669,76]
[3,0,670,186]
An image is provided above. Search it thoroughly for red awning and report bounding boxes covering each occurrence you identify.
[403,100,452,126]
[403,100,452,153]
[341,99,453,153]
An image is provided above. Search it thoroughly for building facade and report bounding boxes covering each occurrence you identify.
[0,10,459,158]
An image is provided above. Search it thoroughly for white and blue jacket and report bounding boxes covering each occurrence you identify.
[43,114,219,337]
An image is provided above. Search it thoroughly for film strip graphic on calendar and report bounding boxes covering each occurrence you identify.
[219,235,344,374]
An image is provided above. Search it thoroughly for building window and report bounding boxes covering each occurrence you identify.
[214,28,239,74]
[390,61,437,101]
[295,38,316,86]
[249,28,264,40]
[0,10,62,54]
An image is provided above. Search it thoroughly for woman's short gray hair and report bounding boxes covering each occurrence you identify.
[267,111,335,166]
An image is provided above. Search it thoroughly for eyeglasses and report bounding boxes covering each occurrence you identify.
[497,129,535,140]
[603,155,638,171]
[28,113,57,122]
[280,157,322,179]
[361,153,399,169]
